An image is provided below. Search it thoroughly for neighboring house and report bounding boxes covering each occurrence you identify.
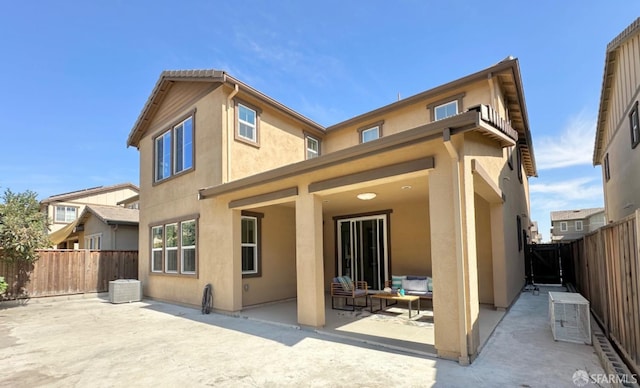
[593,17,640,222]
[550,208,606,242]
[127,57,537,363]
[530,221,543,244]
[41,183,139,248]
[73,204,139,250]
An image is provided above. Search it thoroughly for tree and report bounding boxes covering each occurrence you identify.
[0,189,50,264]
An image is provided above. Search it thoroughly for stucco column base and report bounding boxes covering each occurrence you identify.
[295,192,325,327]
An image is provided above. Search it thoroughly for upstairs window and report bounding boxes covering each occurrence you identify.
[575,220,583,231]
[560,222,568,232]
[55,205,78,223]
[604,153,611,182]
[154,114,195,183]
[306,135,320,159]
[434,101,458,121]
[359,121,383,144]
[630,101,639,149]
[235,100,261,147]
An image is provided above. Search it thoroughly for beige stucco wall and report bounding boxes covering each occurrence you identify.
[241,205,297,306]
[323,79,492,154]
[474,194,494,305]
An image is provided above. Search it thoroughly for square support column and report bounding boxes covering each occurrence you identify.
[490,203,508,309]
[295,191,325,327]
[203,198,242,312]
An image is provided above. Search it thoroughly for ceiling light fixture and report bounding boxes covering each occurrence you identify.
[401,185,412,190]
[357,192,377,200]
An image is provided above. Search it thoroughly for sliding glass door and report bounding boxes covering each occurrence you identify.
[337,215,388,290]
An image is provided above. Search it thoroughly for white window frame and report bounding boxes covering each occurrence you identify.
[241,216,258,275]
[306,135,320,159]
[85,233,102,250]
[173,116,193,174]
[238,104,257,142]
[560,222,568,232]
[575,220,583,232]
[180,220,197,274]
[434,100,458,121]
[151,226,163,273]
[361,126,380,143]
[155,130,172,182]
[55,205,77,223]
[165,223,178,274]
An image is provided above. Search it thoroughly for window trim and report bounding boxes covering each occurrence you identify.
[560,222,568,232]
[164,223,179,274]
[604,153,611,182]
[305,133,321,159]
[241,210,263,278]
[358,120,384,144]
[427,93,465,121]
[234,99,261,148]
[85,233,102,250]
[575,220,583,232]
[517,215,523,251]
[630,100,639,149]
[149,215,199,277]
[54,205,79,224]
[180,219,197,274]
[173,116,194,175]
[152,110,196,185]
[507,147,514,170]
[516,145,523,183]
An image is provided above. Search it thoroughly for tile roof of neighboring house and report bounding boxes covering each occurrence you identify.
[40,183,139,204]
[78,204,139,226]
[593,17,640,164]
[550,207,605,222]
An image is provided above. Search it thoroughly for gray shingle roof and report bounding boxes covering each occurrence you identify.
[79,204,139,225]
[550,207,604,221]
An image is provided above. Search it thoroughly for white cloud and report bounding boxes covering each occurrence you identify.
[535,111,596,170]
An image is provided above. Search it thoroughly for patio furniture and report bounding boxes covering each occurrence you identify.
[386,275,432,302]
[330,276,368,311]
[370,293,420,318]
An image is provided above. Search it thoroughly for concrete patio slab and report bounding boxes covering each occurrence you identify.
[0,287,610,387]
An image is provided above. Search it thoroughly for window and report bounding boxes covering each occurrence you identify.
[241,211,263,277]
[151,226,163,272]
[434,101,458,121]
[150,218,198,275]
[560,222,568,232]
[507,147,514,170]
[361,126,379,143]
[85,234,102,250]
[154,114,195,183]
[181,220,196,274]
[516,146,523,183]
[306,135,320,159]
[630,101,639,148]
[575,220,583,231]
[165,223,178,273]
[174,117,193,174]
[517,215,523,251]
[604,153,611,182]
[237,103,258,144]
[55,206,77,223]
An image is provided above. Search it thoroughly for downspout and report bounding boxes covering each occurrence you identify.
[443,128,470,365]
[226,83,239,183]
[112,224,118,250]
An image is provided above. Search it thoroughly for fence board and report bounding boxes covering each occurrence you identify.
[0,250,138,299]
[571,211,640,376]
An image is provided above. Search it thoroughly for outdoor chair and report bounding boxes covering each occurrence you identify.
[330,276,368,311]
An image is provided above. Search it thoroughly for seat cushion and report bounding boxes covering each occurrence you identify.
[391,275,406,289]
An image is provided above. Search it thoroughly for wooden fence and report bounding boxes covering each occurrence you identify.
[569,209,640,376]
[0,250,138,298]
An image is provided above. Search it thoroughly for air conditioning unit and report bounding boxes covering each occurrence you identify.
[109,279,142,304]
[549,291,591,344]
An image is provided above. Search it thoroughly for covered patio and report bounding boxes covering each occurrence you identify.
[237,294,506,356]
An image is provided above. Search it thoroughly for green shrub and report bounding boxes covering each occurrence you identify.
[0,276,7,295]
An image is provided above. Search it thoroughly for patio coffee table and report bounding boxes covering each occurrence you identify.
[369,293,420,318]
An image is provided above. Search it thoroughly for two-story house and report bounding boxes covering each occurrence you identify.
[593,17,640,222]
[550,208,606,242]
[127,57,537,363]
[41,183,139,248]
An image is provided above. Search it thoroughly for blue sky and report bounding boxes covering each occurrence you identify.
[1,1,638,241]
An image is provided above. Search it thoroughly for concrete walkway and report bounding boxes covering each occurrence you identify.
[0,287,608,387]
